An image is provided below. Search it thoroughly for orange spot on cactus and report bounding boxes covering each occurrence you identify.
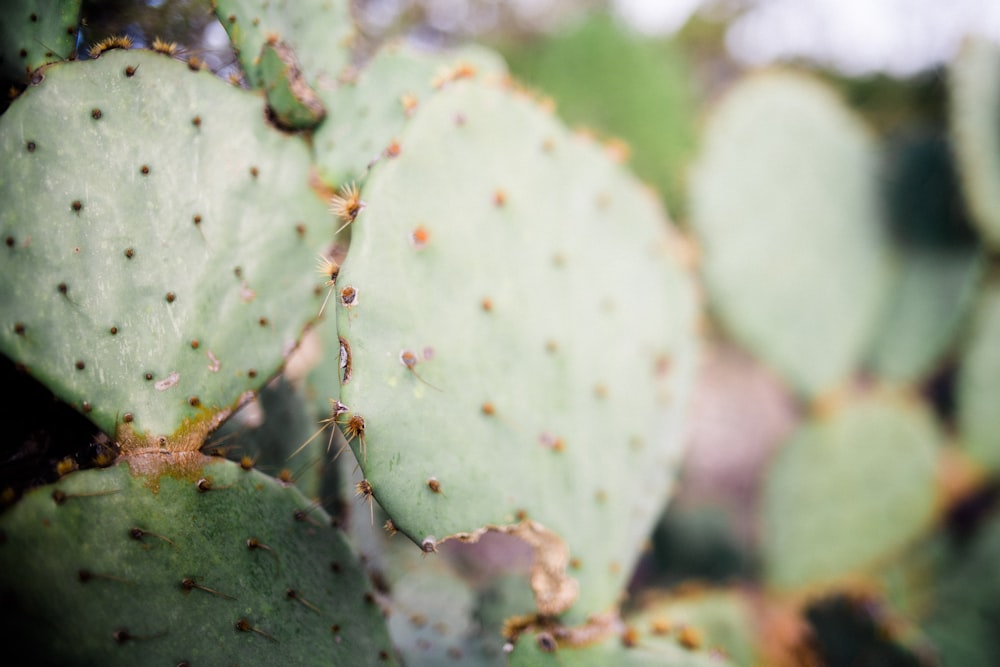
[400,93,418,115]
[410,225,430,249]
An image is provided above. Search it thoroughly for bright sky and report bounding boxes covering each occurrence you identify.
[613,0,1000,76]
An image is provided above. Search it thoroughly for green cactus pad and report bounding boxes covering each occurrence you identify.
[0,456,397,665]
[957,277,1000,471]
[213,0,355,90]
[333,78,700,623]
[866,247,983,383]
[257,41,327,130]
[689,70,893,398]
[313,41,508,187]
[624,589,757,666]
[0,50,332,447]
[761,391,940,590]
[949,37,1000,248]
[508,624,735,666]
[0,0,80,90]
[387,558,513,666]
[922,510,1000,667]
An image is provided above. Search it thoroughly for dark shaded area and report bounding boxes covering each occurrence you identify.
[832,69,949,133]
[631,504,755,594]
[78,0,240,80]
[923,360,959,426]
[882,126,979,248]
[80,0,222,58]
[0,354,113,510]
[944,479,1000,546]
[804,595,928,667]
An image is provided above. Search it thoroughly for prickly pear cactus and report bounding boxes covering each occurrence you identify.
[957,277,1000,471]
[761,390,940,590]
[0,49,331,448]
[624,588,757,666]
[922,508,1000,667]
[865,247,982,384]
[256,41,327,130]
[333,76,700,625]
[689,70,893,398]
[949,36,1000,248]
[0,456,397,665]
[509,624,735,666]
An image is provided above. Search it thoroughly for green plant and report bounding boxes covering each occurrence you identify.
[0,1,724,664]
[5,2,999,665]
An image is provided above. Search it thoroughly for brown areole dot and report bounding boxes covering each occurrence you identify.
[91,108,102,120]
[166,292,176,303]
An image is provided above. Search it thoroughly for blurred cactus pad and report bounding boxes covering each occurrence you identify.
[3,0,1000,665]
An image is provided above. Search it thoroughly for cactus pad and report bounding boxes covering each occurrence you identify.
[866,247,983,383]
[0,50,331,447]
[689,70,892,398]
[761,390,940,590]
[0,456,397,665]
[257,41,327,130]
[623,589,756,666]
[949,37,1000,248]
[957,277,1000,471]
[333,77,700,623]
[508,624,735,666]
